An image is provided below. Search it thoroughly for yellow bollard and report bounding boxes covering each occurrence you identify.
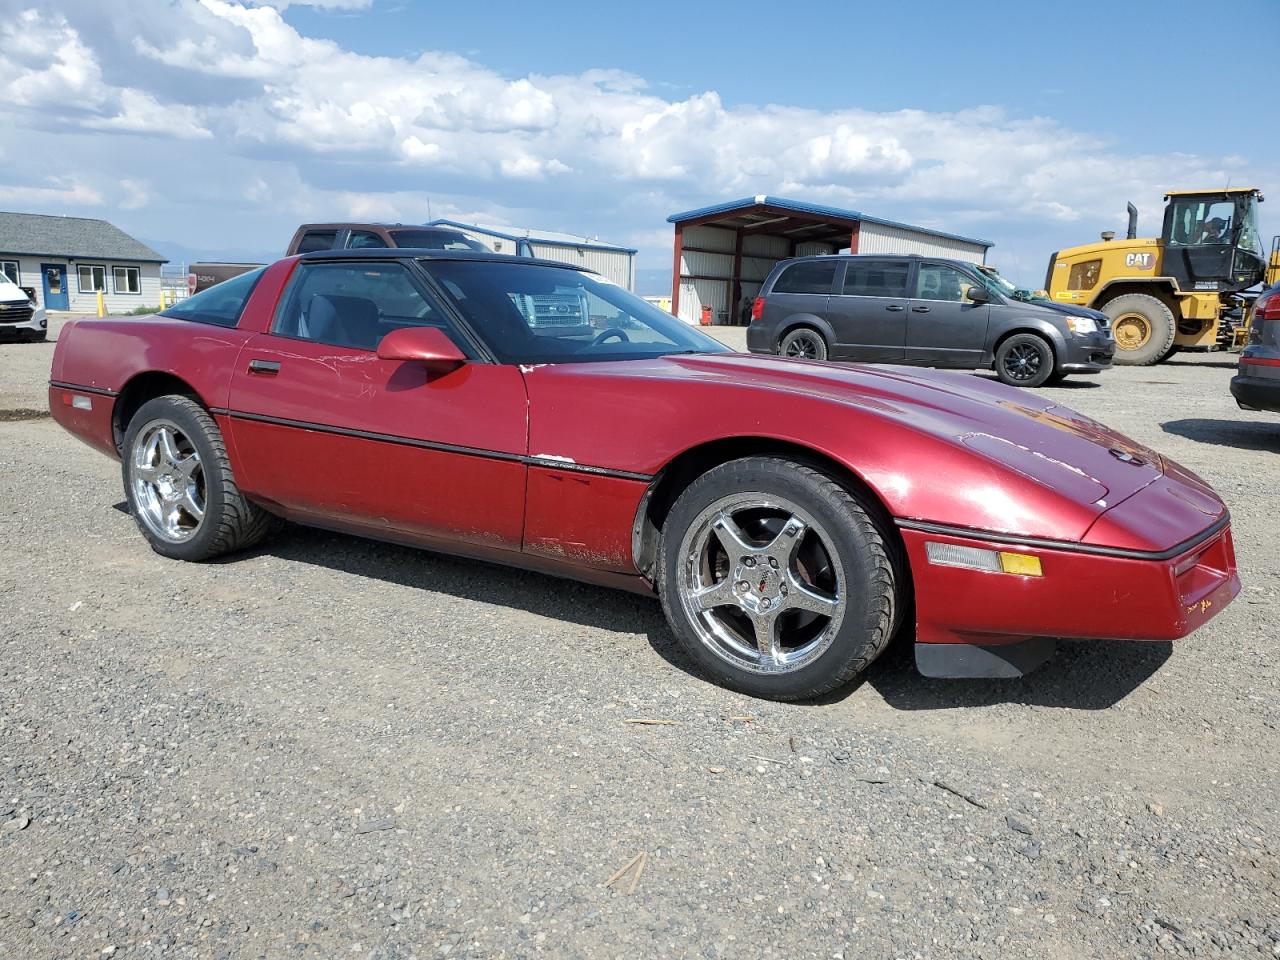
[160,290,168,309]
[96,290,105,318]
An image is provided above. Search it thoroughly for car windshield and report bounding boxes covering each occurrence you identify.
[390,229,488,252]
[977,265,1049,303]
[423,260,729,364]
[1236,196,1265,259]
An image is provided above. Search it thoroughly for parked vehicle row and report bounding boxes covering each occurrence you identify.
[49,248,1239,701]
[746,254,1116,388]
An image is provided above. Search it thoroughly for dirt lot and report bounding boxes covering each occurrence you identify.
[1,320,1277,959]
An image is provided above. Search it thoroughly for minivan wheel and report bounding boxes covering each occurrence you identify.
[658,457,897,701]
[779,328,828,361]
[994,333,1054,388]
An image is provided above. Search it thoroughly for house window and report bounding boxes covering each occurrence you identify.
[0,261,17,285]
[78,264,107,293]
[113,265,140,294]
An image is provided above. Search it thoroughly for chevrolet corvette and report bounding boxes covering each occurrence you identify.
[49,249,1240,700]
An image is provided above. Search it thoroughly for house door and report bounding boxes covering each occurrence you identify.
[41,264,68,310]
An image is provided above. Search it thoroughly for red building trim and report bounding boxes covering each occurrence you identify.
[670,224,683,318]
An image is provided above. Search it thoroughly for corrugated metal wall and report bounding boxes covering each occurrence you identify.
[857,222,987,264]
[527,243,634,289]
[684,226,735,251]
[678,226,735,324]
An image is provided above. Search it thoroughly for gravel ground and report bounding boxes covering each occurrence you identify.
[1,322,1277,959]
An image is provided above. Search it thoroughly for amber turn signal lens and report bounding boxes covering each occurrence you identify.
[998,552,1043,577]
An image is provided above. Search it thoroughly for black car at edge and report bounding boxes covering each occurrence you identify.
[1231,283,1280,414]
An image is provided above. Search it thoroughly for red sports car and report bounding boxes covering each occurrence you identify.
[49,250,1240,700]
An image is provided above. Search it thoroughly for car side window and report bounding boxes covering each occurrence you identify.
[271,261,457,352]
[347,231,389,249]
[772,260,838,295]
[913,264,975,302]
[843,261,911,298]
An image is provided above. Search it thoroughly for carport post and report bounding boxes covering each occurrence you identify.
[730,228,743,325]
[671,224,683,318]
[849,221,860,254]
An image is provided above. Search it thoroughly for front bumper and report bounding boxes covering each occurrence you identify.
[1058,332,1115,374]
[0,305,47,338]
[1231,373,1280,413]
[900,518,1239,676]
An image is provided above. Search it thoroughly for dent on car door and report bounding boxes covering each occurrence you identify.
[826,259,911,360]
[226,259,529,550]
[905,263,991,367]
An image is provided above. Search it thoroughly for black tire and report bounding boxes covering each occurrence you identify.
[994,333,1054,388]
[778,327,828,361]
[658,457,898,701]
[1099,293,1176,366]
[121,395,280,561]
[1157,344,1181,363]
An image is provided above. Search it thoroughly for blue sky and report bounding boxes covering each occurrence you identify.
[0,0,1276,290]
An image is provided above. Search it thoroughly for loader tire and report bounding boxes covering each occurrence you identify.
[1101,293,1176,366]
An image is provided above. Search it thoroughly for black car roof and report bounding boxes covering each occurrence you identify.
[297,248,598,273]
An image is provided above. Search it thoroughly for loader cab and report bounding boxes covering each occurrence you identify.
[1162,189,1266,294]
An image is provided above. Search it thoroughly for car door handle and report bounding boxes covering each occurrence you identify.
[911,306,931,313]
[885,304,905,312]
[247,359,281,375]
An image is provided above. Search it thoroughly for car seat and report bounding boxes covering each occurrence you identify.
[307,294,381,350]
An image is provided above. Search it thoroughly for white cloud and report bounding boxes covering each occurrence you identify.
[0,176,105,208]
[0,0,1269,280]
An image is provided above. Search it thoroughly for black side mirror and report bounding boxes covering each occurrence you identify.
[966,285,990,304]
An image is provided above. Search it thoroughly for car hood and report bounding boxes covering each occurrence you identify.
[0,280,30,305]
[1009,297,1108,321]
[535,353,1172,542]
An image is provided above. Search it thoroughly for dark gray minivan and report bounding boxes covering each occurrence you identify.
[746,255,1115,387]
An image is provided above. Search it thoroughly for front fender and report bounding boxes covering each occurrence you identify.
[989,317,1069,366]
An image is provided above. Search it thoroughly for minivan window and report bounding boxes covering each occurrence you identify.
[296,231,338,254]
[843,261,911,298]
[773,260,838,295]
[159,267,265,328]
[913,264,974,302]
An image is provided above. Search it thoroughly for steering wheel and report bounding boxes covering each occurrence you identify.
[590,328,630,346]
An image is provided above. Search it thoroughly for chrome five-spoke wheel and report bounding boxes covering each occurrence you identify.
[130,420,206,543]
[677,495,846,674]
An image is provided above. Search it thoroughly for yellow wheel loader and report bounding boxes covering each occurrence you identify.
[1044,188,1270,365]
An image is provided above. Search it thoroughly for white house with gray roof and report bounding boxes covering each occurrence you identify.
[0,212,166,313]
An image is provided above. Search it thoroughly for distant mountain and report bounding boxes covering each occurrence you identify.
[141,238,279,272]
[636,268,670,296]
